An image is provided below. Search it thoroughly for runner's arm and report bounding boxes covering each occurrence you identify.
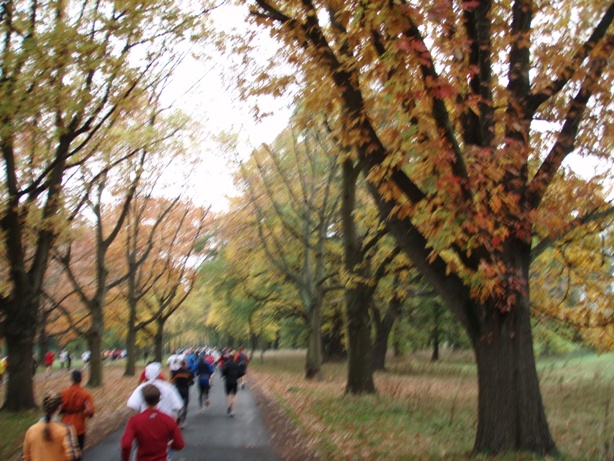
[120,418,136,461]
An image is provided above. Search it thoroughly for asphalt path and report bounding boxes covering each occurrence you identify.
[84,376,280,461]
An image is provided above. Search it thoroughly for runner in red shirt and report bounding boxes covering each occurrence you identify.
[44,351,55,377]
[120,384,184,461]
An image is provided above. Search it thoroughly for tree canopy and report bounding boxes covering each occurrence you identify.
[222,0,614,454]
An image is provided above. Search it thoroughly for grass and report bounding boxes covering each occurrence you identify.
[0,409,39,460]
[251,349,614,461]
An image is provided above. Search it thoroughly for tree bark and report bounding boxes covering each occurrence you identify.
[341,159,375,393]
[3,297,37,410]
[322,305,346,361]
[86,326,103,388]
[372,291,403,371]
[371,311,388,371]
[305,305,323,380]
[154,319,165,363]
[124,324,137,377]
[472,294,555,453]
[345,286,375,393]
[37,312,49,365]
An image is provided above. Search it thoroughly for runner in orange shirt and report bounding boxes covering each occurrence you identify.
[60,370,94,453]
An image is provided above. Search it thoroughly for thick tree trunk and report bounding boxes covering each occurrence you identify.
[345,286,375,394]
[305,305,323,380]
[154,319,165,363]
[37,310,49,365]
[86,327,103,388]
[341,159,375,393]
[471,295,556,454]
[3,299,36,410]
[124,325,137,376]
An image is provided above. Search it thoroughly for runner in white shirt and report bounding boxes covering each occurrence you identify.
[126,362,183,420]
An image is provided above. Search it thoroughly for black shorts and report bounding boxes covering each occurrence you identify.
[225,381,238,395]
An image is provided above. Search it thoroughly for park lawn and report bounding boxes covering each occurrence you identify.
[250,350,614,461]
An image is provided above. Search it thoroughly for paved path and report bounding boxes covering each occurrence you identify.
[85,378,280,461]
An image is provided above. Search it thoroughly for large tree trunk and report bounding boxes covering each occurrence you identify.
[3,297,37,410]
[345,286,375,394]
[305,304,323,380]
[154,319,165,362]
[341,159,375,393]
[471,294,555,453]
[37,310,50,365]
[86,323,104,388]
[124,324,137,376]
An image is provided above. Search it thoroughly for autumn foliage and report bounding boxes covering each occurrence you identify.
[225,0,614,454]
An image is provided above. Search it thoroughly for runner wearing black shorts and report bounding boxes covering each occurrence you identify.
[221,353,244,417]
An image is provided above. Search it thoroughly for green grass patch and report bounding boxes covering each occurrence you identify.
[0,409,38,460]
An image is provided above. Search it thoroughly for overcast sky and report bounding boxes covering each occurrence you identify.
[157,4,292,212]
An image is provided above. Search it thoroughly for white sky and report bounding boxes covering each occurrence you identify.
[157,4,293,212]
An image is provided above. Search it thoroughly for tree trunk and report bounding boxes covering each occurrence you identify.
[372,292,402,371]
[37,310,49,365]
[154,319,165,362]
[372,314,388,371]
[341,159,375,393]
[392,320,403,358]
[305,305,323,380]
[345,286,375,394]
[471,295,556,454]
[322,305,346,361]
[124,324,137,376]
[86,327,103,388]
[431,305,441,362]
[3,298,37,410]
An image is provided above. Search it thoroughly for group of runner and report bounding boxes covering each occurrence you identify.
[121,345,249,460]
[21,345,249,461]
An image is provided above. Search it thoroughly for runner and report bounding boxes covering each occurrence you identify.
[221,353,244,417]
[234,346,249,389]
[137,361,166,384]
[191,353,215,411]
[166,349,184,373]
[45,350,55,377]
[60,370,95,453]
[120,384,185,461]
[170,360,193,428]
[126,362,183,421]
[22,391,80,461]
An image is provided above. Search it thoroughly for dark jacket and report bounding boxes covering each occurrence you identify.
[221,359,243,385]
[170,366,193,397]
